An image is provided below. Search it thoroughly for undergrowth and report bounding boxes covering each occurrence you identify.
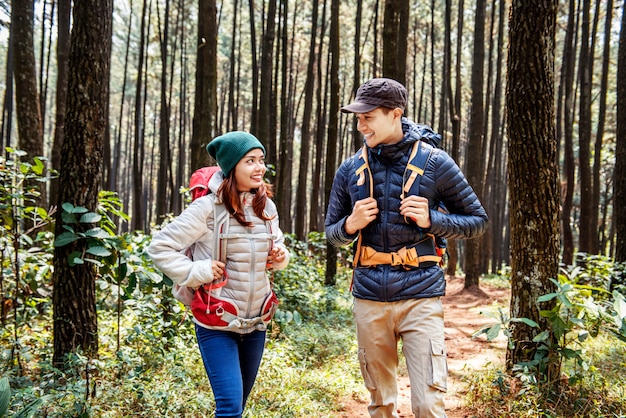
[465,258,626,418]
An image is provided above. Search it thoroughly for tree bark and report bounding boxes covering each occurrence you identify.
[463,0,486,288]
[505,0,560,382]
[13,0,43,160]
[191,0,218,171]
[592,0,613,255]
[276,0,294,233]
[50,0,71,202]
[615,1,626,262]
[52,0,112,368]
[559,0,577,266]
[13,0,45,213]
[295,0,319,241]
[382,0,409,83]
[258,0,277,167]
[577,0,594,255]
[325,0,340,286]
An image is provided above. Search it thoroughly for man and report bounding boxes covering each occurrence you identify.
[325,78,488,417]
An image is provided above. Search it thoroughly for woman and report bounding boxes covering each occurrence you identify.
[148,131,290,418]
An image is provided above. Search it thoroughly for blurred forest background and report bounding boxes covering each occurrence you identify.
[1,1,626,416]
[1,0,624,271]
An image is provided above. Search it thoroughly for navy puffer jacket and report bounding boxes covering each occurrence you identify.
[325,118,488,302]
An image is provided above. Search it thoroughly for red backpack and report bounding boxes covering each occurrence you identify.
[189,166,221,201]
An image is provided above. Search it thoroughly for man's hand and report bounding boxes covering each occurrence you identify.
[345,197,379,234]
[400,195,431,228]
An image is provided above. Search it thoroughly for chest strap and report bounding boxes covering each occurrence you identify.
[358,235,443,268]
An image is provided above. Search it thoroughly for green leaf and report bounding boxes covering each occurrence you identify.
[62,202,75,213]
[485,323,502,341]
[32,157,45,175]
[68,251,84,266]
[537,293,558,303]
[69,257,84,266]
[510,317,539,328]
[0,377,10,417]
[613,292,626,320]
[532,331,549,343]
[83,227,111,239]
[54,232,79,247]
[80,212,102,224]
[14,396,45,418]
[86,246,111,257]
[577,330,590,342]
[61,211,78,225]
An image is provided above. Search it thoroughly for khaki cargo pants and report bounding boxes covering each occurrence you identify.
[353,297,447,418]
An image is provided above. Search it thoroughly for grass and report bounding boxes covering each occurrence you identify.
[462,333,626,417]
[1,295,365,417]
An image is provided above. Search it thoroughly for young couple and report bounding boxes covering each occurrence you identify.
[149,78,487,418]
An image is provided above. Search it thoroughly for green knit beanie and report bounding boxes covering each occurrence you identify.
[206,131,266,177]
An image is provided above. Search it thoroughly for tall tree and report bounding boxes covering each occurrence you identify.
[276,0,293,232]
[577,0,594,255]
[49,0,71,201]
[486,0,507,274]
[382,0,409,83]
[156,0,173,219]
[349,0,363,152]
[131,0,147,232]
[248,0,259,133]
[52,0,112,367]
[463,0,486,288]
[615,0,626,262]
[592,0,613,255]
[505,0,560,381]
[12,0,45,212]
[191,0,218,171]
[325,0,340,286]
[559,0,577,266]
[295,0,319,241]
[445,0,465,277]
[258,0,277,165]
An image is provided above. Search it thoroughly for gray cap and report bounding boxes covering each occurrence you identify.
[341,78,408,114]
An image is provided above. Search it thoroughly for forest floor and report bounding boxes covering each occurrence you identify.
[335,275,511,418]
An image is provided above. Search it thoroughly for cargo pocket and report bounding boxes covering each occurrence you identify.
[358,348,376,391]
[428,339,448,392]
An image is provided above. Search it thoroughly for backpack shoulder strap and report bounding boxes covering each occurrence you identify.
[211,197,230,264]
[401,140,433,200]
[355,146,373,200]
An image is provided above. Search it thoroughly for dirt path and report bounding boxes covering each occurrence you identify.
[336,275,510,418]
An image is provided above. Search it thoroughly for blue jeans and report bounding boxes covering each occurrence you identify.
[195,325,266,418]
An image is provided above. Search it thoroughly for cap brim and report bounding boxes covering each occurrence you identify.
[340,102,379,114]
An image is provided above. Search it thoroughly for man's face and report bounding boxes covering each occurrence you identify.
[355,107,404,148]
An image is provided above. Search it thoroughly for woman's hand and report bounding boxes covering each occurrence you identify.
[212,260,226,281]
[267,247,287,267]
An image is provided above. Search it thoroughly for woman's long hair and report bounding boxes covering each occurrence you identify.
[218,173,275,227]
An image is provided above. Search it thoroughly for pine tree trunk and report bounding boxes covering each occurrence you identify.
[505,0,560,382]
[464,0,486,288]
[191,0,217,171]
[52,0,112,368]
[615,1,626,262]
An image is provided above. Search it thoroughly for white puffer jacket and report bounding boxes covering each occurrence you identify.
[148,172,289,333]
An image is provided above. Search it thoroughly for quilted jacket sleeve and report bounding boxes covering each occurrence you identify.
[325,160,360,248]
[425,149,488,239]
[147,197,216,289]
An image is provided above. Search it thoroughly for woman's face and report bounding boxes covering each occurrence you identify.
[234,148,266,192]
